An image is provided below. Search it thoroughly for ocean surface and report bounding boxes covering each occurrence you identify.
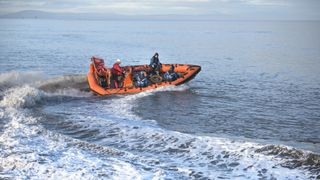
[0,19,320,179]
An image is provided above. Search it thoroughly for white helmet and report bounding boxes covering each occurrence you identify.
[116,59,121,64]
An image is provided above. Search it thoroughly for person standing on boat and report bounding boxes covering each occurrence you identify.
[91,56,111,89]
[149,53,162,75]
[112,59,124,88]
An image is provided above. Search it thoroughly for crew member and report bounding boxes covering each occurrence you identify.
[149,52,162,75]
[112,58,124,88]
[92,56,111,88]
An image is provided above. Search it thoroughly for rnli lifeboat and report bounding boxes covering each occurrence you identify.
[87,57,201,95]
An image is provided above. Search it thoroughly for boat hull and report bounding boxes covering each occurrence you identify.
[87,64,201,95]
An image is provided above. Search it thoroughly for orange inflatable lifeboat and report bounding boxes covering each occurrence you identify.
[87,56,201,95]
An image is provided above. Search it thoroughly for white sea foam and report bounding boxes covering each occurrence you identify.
[0,106,175,179]
[0,106,141,179]
[69,84,313,179]
[0,72,91,109]
[0,72,316,179]
[54,111,311,179]
[103,84,189,121]
[0,85,44,108]
[0,107,314,179]
[0,81,170,179]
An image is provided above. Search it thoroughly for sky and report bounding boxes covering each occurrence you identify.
[0,0,320,20]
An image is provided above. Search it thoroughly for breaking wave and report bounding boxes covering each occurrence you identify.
[0,71,44,95]
[0,71,91,107]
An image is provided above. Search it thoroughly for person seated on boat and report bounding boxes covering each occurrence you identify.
[133,71,148,87]
[163,65,179,81]
[149,52,162,75]
[91,56,111,88]
[111,58,125,88]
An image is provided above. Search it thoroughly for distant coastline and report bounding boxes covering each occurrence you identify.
[0,10,215,21]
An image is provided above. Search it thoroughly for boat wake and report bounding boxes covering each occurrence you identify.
[0,71,319,179]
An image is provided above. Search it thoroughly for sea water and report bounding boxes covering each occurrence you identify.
[0,19,320,179]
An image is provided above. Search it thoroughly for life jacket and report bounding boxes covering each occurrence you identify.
[112,63,123,76]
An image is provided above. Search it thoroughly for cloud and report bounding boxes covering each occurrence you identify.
[0,0,208,14]
[0,0,319,20]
